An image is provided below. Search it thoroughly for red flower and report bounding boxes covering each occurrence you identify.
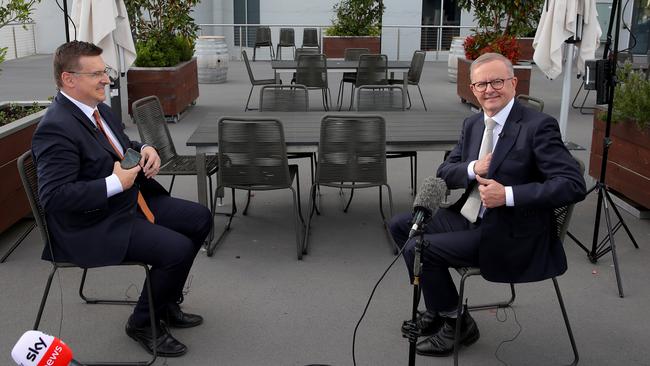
[463,32,520,64]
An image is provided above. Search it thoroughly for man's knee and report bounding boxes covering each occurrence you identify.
[389,212,412,248]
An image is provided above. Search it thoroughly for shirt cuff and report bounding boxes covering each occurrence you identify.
[140,144,148,153]
[467,161,477,180]
[505,186,514,206]
[105,174,124,198]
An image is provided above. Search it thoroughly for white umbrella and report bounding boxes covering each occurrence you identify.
[68,0,136,73]
[533,0,601,141]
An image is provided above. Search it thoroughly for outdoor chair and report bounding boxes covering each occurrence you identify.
[276,28,296,60]
[516,94,545,112]
[303,115,395,256]
[18,151,157,366]
[302,28,320,50]
[132,95,219,214]
[336,48,370,110]
[208,117,305,259]
[356,85,417,195]
[295,53,332,110]
[253,26,274,61]
[349,54,389,110]
[388,50,427,110]
[451,159,584,366]
[259,84,317,185]
[242,50,276,111]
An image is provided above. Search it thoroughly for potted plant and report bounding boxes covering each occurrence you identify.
[590,63,650,209]
[322,0,384,58]
[455,0,544,106]
[124,0,200,122]
[0,0,47,235]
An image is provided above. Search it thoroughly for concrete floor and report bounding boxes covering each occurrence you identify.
[0,54,649,366]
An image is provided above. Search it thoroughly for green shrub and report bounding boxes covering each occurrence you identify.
[612,62,650,130]
[326,0,384,37]
[0,102,44,126]
[134,33,194,67]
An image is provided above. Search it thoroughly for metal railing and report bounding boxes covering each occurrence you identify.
[0,22,37,61]
[197,23,474,61]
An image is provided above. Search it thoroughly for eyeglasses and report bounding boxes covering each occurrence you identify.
[470,77,514,92]
[66,67,118,81]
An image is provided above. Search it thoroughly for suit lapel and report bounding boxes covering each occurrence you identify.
[97,104,129,154]
[488,101,523,177]
[467,115,485,160]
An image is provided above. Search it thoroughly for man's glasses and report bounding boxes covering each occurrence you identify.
[67,67,118,81]
[470,77,514,92]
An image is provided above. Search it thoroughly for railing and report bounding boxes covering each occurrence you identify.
[197,23,474,61]
[0,22,37,61]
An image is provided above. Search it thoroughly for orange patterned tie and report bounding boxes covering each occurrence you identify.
[93,110,155,223]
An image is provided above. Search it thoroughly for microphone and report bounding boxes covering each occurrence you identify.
[11,330,85,366]
[408,176,447,238]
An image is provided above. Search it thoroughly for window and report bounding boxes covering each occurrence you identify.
[421,0,461,51]
[234,0,260,47]
[630,0,650,54]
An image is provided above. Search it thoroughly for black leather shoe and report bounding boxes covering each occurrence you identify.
[165,303,203,328]
[416,310,480,357]
[125,317,187,357]
[401,310,443,338]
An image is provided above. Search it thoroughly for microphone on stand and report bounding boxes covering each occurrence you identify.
[11,330,85,366]
[408,176,447,239]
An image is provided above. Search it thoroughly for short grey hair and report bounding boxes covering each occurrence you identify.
[470,53,514,82]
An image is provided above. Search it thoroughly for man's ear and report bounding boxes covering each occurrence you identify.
[60,72,75,89]
[511,76,518,89]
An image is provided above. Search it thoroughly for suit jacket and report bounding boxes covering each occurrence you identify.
[31,92,167,267]
[437,100,586,283]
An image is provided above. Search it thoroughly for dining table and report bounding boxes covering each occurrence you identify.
[186,110,470,208]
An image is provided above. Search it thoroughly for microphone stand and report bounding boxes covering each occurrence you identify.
[405,227,428,366]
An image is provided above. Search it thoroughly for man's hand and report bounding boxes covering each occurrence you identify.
[473,152,492,177]
[140,146,161,179]
[113,161,141,190]
[476,175,505,208]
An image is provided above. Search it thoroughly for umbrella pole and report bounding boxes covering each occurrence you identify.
[559,43,575,142]
[63,0,70,42]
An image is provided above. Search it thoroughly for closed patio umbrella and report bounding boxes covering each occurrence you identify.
[68,0,136,118]
[533,0,601,143]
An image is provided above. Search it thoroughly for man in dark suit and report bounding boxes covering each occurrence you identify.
[389,52,586,357]
[31,41,212,357]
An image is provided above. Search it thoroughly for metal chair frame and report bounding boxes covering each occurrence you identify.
[252,26,274,61]
[18,151,157,366]
[303,114,395,256]
[336,48,370,110]
[242,50,277,111]
[302,28,320,50]
[276,28,296,60]
[349,54,389,111]
[295,53,332,110]
[208,117,306,259]
[388,50,428,111]
[516,94,545,112]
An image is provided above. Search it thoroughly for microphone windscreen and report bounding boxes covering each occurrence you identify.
[12,330,73,366]
[412,176,447,213]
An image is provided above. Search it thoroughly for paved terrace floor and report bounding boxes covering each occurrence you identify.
[1,54,649,366]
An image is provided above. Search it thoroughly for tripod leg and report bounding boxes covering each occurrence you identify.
[602,194,625,297]
[604,189,640,249]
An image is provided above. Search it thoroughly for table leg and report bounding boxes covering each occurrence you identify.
[196,151,208,207]
[403,71,409,110]
[275,70,280,83]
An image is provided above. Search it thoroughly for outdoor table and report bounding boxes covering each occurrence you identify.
[186,111,469,208]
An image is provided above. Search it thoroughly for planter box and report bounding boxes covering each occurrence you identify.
[456,58,531,108]
[517,37,534,61]
[0,101,50,233]
[127,58,199,121]
[589,107,650,208]
[322,36,380,58]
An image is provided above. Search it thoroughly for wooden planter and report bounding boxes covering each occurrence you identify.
[517,37,535,61]
[322,36,380,58]
[0,102,49,234]
[127,58,199,121]
[589,107,650,208]
[456,58,532,108]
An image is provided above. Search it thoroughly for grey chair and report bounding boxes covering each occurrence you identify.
[295,53,332,110]
[259,84,316,186]
[209,117,305,259]
[356,85,417,195]
[302,28,320,50]
[18,151,157,366]
[389,50,427,111]
[452,204,580,366]
[303,114,394,255]
[242,50,276,111]
[451,159,585,366]
[516,94,545,112]
[132,96,219,213]
[349,54,389,110]
[276,28,296,60]
[253,26,274,61]
[336,48,370,110]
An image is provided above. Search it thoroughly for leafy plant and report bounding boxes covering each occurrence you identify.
[0,102,44,126]
[611,62,650,130]
[458,0,544,62]
[326,0,384,37]
[125,0,199,67]
[0,0,41,67]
